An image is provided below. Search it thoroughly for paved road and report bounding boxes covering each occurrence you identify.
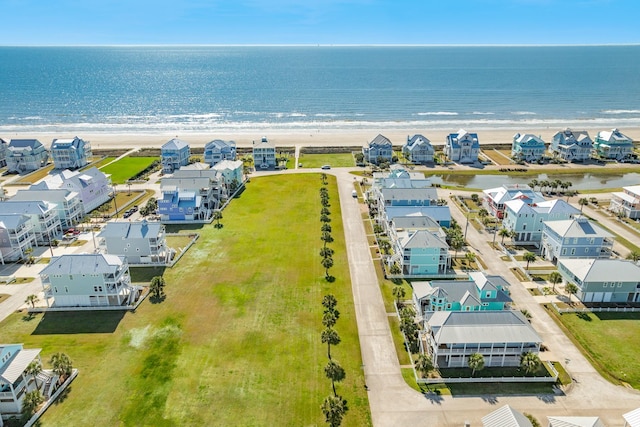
[330,169,640,427]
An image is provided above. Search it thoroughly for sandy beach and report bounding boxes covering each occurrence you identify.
[2,127,640,150]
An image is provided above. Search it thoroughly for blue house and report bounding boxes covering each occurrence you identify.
[593,128,634,161]
[50,136,92,170]
[6,139,49,173]
[161,138,191,173]
[390,229,449,276]
[412,271,512,317]
[376,187,439,208]
[403,134,434,164]
[383,206,451,228]
[363,134,393,164]
[541,216,614,263]
[511,133,546,163]
[444,129,480,164]
[550,128,593,162]
[503,199,580,244]
[252,137,276,169]
[204,139,236,166]
[557,258,640,303]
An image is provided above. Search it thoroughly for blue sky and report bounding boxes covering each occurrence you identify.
[1,0,639,45]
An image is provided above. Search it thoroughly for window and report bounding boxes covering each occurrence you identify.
[618,283,622,288]
[585,248,589,253]
[64,287,69,293]
[571,248,576,255]
[603,283,608,288]
[562,249,567,255]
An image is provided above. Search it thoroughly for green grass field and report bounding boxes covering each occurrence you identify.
[549,310,640,389]
[0,174,370,426]
[298,153,356,168]
[100,156,158,184]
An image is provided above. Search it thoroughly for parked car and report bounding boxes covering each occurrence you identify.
[321,165,331,170]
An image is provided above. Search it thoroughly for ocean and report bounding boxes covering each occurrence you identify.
[1,45,640,134]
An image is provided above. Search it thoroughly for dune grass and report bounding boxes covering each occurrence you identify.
[0,174,370,426]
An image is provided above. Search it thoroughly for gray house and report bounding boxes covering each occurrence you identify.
[558,258,640,303]
[0,201,61,245]
[6,139,49,173]
[550,129,593,162]
[403,134,434,164]
[363,134,393,164]
[541,216,614,262]
[204,139,236,166]
[50,136,92,170]
[10,188,83,229]
[97,221,170,265]
[0,214,36,263]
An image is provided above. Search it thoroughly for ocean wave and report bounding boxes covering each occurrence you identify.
[416,112,458,116]
[602,109,640,115]
[472,112,495,115]
[511,111,537,116]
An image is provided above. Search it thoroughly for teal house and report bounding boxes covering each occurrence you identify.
[391,229,449,276]
[593,128,634,161]
[511,133,546,163]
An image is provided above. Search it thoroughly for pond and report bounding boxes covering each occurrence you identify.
[426,172,640,191]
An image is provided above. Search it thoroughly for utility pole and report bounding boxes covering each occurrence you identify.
[112,184,118,218]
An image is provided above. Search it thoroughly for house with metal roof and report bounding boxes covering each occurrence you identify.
[444,129,480,164]
[98,220,170,265]
[550,128,593,162]
[610,185,640,219]
[0,344,44,417]
[34,167,112,214]
[39,254,138,308]
[0,214,35,263]
[389,229,449,276]
[624,407,640,427]
[541,216,614,263]
[161,138,191,173]
[11,188,83,229]
[382,206,451,228]
[593,128,634,161]
[547,416,605,427]
[557,258,640,303]
[6,139,49,173]
[511,133,546,163]
[204,139,236,166]
[252,136,276,169]
[412,271,511,317]
[50,136,92,170]
[403,134,434,164]
[503,198,580,244]
[425,310,542,368]
[0,201,62,245]
[158,168,225,222]
[482,405,533,427]
[371,167,432,192]
[212,159,243,190]
[483,185,545,219]
[363,134,393,164]
[374,187,439,209]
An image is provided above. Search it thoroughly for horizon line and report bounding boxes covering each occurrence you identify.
[2,43,640,48]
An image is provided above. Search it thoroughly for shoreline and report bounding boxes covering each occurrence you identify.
[3,127,640,150]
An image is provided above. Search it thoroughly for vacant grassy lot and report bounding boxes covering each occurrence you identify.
[550,310,640,389]
[298,153,355,168]
[11,164,56,185]
[83,156,116,170]
[100,156,157,184]
[0,174,370,426]
[482,149,512,166]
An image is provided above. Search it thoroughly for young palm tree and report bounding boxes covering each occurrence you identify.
[321,328,341,359]
[498,228,512,244]
[578,198,589,212]
[320,247,335,258]
[467,353,485,376]
[322,294,338,312]
[566,283,579,304]
[321,256,334,279]
[392,285,406,307]
[389,263,401,275]
[520,352,541,375]
[415,353,434,378]
[464,252,476,268]
[50,352,73,384]
[528,179,539,191]
[548,271,562,293]
[324,359,346,396]
[212,210,223,228]
[523,251,537,271]
[322,310,339,329]
[321,394,348,427]
[149,276,166,299]
[321,223,332,233]
[25,360,43,389]
[25,294,39,309]
[320,214,331,224]
[321,207,331,216]
[321,232,334,248]
[20,389,44,422]
[626,250,640,262]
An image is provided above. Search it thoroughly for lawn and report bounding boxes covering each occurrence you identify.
[12,164,56,185]
[100,156,158,184]
[83,156,116,170]
[298,153,356,168]
[549,310,640,389]
[0,174,370,426]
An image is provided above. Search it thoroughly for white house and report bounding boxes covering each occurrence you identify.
[33,167,112,214]
[212,159,244,190]
[363,134,393,164]
[482,405,533,427]
[0,214,35,263]
[550,128,593,162]
[0,201,62,245]
[557,258,640,303]
[593,128,634,161]
[403,134,434,164]
[0,344,44,417]
[10,188,83,229]
[444,129,480,164]
[502,199,580,244]
[6,139,49,173]
[98,221,170,265]
[610,185,640,219]
[252,137,276,169]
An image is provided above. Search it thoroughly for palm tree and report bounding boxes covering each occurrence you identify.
[626,250,640,262]
[320,247,335,258]
[25,294,38,309]
[520,352,541,375]
[321,394,348,427]
[528,179,539,191]
[392,285,406,307]
[450,234,464,260]
[389,263,401,275]
[212,210,223,228]
[149,276,165,299]
[321,232,334,248]
[25,359,43,389]
[321,223,332,233]
[20,389,44,422]
[321,328,341,359]
[464,252,476,269]
[321,207,331,216]
[320,214,331,224]
[578,197,589,212]
[467,352,485,376]
[324,359,346,396]
[547,271,561,293]
[321,197,330,208]
[523,251,536,271]
[415,353,434,378]
[498,228,512,244]
[50,352,73,384]
[566,283,579,304]
[478,208,489,222]
[321,173,328,185]
[322,294,338,312]
[322,310,339,329]
[470,194,479,204]
[321,256,334,279]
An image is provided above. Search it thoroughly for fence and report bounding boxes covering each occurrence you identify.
[551,302,640,314]
[415,361,558,384]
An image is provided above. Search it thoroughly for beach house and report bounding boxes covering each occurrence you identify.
[252,137,276,169]
[402,134,434,164]
[541,216,614,262]
[0,138,8,167]
[557,258,640,303]
[161,138,191,173]
[98,220,170,265]
[593,128,634,161]
[382,206,451,228]
[374,187,439,208]
[0,344,44,417]
[483,184,545,219]
[482,405,533,427]
[424,310,541,368]
[610,185,640,219]
[204,139,237,166]
[549,128,593,162]
[0,201,62,245]
[444,129,480,164]
[10,188,83,229]
[32,167,112,214]
[389,229,449,276]
[212,159,244,191]
[40,253,138,308]
[511,133,546,163]
[363,134,393,164]
[50,136,92,170]
[502,199,580,244]
[0,214,36,263]
[371,166,432,190]
[6,139,49,173]
[158,169,224,222]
